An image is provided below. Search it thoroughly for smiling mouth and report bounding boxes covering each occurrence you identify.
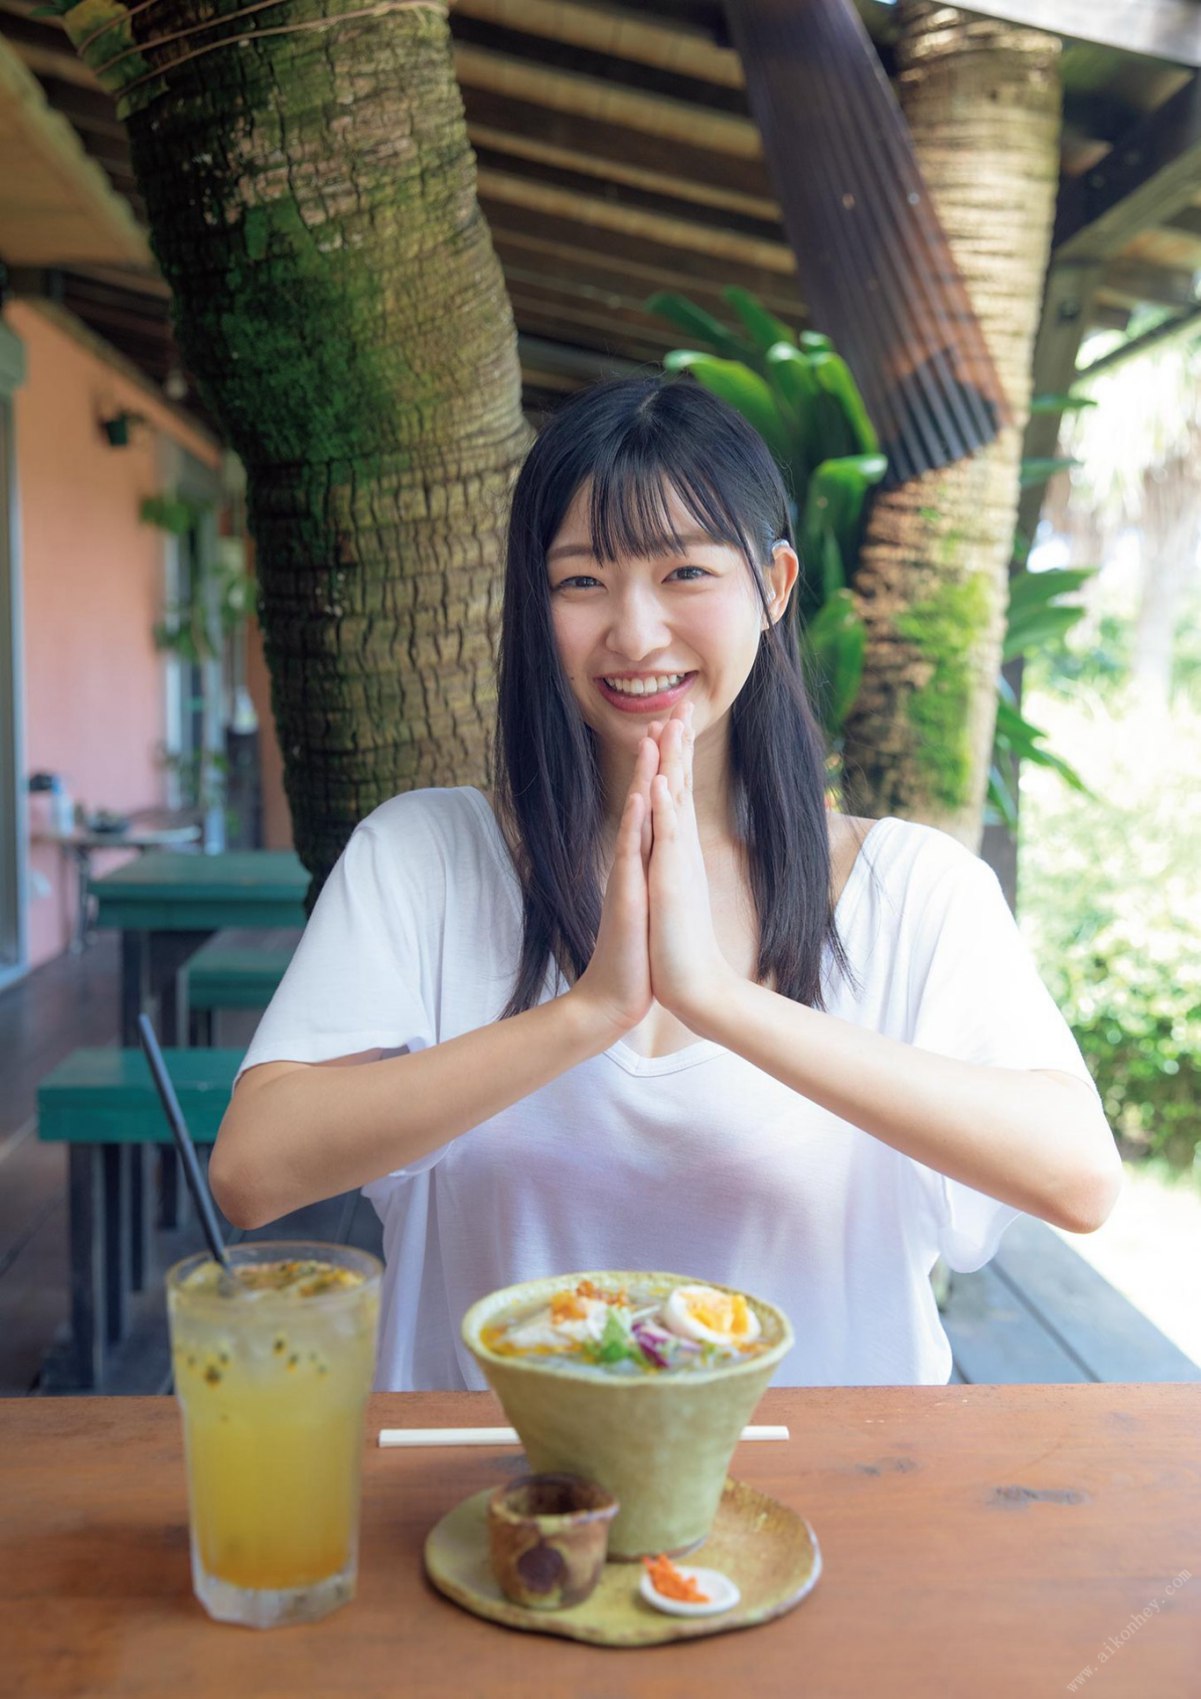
[595,672,695,708]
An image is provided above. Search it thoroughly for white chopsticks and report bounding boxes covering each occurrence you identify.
[378,1424,789,1448]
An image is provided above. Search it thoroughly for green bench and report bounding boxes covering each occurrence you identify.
[37,1048,244,1391]
[177,928,299,1046]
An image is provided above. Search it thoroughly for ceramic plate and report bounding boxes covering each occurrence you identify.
[423,1476,821,1646]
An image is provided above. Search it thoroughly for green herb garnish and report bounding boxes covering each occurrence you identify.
[582,1307,648,1369]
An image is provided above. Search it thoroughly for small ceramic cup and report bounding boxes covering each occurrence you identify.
[487,1473,620,1610]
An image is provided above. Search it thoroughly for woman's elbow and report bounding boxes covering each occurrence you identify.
[208,1121,271,1232]
[1060,1148,1125,1236]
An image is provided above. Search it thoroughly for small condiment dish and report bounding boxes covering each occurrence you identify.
[640,1563,741,1617]
[487,1473,619,1610]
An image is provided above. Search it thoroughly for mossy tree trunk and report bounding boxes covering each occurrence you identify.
[66,0,532,888]
[839,3,1062,848]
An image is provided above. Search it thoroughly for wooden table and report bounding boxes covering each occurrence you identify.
[2,1385,1198,1698]
[86,849,308,1284]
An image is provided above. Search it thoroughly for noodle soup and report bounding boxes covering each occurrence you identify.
[480,1276,771,1375]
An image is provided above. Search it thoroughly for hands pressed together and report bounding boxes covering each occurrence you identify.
[575,702,736,1042]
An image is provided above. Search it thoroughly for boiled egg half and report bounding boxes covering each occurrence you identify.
[662,1285,761,1349]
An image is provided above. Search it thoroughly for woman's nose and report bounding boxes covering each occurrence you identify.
[605,587,672,658]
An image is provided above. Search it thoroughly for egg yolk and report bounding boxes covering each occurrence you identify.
[687,1292,752,1337]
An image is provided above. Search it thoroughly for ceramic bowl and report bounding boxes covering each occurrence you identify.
[461,1270,793,1559]
[487,1472,619,1609]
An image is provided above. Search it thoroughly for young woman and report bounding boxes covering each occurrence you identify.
[211,375,1121,1391]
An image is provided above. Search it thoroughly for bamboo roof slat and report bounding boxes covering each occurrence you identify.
[452,42,762,154]
[465,122,780,219]
[0,35,149,266]
[453,0,746,87]
[475,165,796,268]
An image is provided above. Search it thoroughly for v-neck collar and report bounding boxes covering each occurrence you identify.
[466,788,893,1073]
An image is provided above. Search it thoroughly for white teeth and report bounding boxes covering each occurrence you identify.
[603,673,687,696]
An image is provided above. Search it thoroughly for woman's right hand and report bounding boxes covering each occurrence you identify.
[570,734,658,1042]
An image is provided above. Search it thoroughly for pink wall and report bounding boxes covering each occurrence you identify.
[8,301,223,968]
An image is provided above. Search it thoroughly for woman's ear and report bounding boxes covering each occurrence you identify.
[762,541,800,628]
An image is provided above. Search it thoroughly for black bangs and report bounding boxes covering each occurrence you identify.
[584,438,761,579]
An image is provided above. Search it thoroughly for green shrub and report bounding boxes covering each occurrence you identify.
[1019,691,1201,1179]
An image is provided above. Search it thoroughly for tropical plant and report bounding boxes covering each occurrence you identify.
[142,495,252,665]
[986,560,1094,831]
[1019,694,1201,1178]
[646,287,885,747]
[647,289,1090,822]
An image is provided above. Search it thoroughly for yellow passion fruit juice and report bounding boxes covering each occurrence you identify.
[167,1247,380,1624]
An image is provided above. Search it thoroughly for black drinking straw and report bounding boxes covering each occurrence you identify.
[136,1012,238,1282]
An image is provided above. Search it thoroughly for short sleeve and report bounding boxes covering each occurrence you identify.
[903,840,1100,1272]
[236,812,440,1162]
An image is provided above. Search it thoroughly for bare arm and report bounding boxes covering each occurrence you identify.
[209,989,614,1230]
[211,759,664,1231]
[683,974,1123,1235]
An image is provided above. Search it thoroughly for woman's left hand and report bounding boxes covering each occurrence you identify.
[645,702,736,1027]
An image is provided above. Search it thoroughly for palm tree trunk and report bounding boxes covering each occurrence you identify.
[839,3,1061,847]
[65,0,532,886]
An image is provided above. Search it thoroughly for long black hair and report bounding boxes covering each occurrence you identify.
[492,374,852,1018]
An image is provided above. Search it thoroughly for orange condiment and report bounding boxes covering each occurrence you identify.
[550,1291,588,1323]
[642,1553,710,1604]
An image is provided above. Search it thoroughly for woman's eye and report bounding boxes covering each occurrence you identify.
[552,567,709,591]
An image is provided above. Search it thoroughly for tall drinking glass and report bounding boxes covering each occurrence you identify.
[166,1241,382,1629]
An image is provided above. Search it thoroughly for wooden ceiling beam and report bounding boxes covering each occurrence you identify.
[460,84,774,202]
[34,75,127,138]
[508,301,671,365]
[476,167,793,270]
[69,262,171,299]
[466,123,779,220]
[935,2,1201,68]
[452,43,761,156]
[517,331,644,386]
[451,13,748,115]
[1098,255,1201,309]
[505,284,677,352]
[453,0,744,88]
[489,228,807,322]
[481,198,799,303]
[0,8,103,92]
[1055,73,1201,258]
[470,144,781,244]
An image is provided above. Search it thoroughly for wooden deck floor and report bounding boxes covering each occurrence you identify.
[2,940,1197,1394]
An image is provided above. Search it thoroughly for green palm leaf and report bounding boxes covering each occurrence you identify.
[662,351,793,466]
[644,293,754,366]
[722,287,798,355]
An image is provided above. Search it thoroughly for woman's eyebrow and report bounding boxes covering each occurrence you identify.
[546,530,715,563]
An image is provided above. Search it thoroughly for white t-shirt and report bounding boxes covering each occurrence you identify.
[237,787,1100,1391]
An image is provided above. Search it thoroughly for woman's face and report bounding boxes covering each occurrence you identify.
[546,478,797,758]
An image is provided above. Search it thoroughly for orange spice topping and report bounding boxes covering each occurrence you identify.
[642,1554,710,1604]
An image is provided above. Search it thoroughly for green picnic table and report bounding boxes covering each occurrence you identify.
[84,850,310,1326]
